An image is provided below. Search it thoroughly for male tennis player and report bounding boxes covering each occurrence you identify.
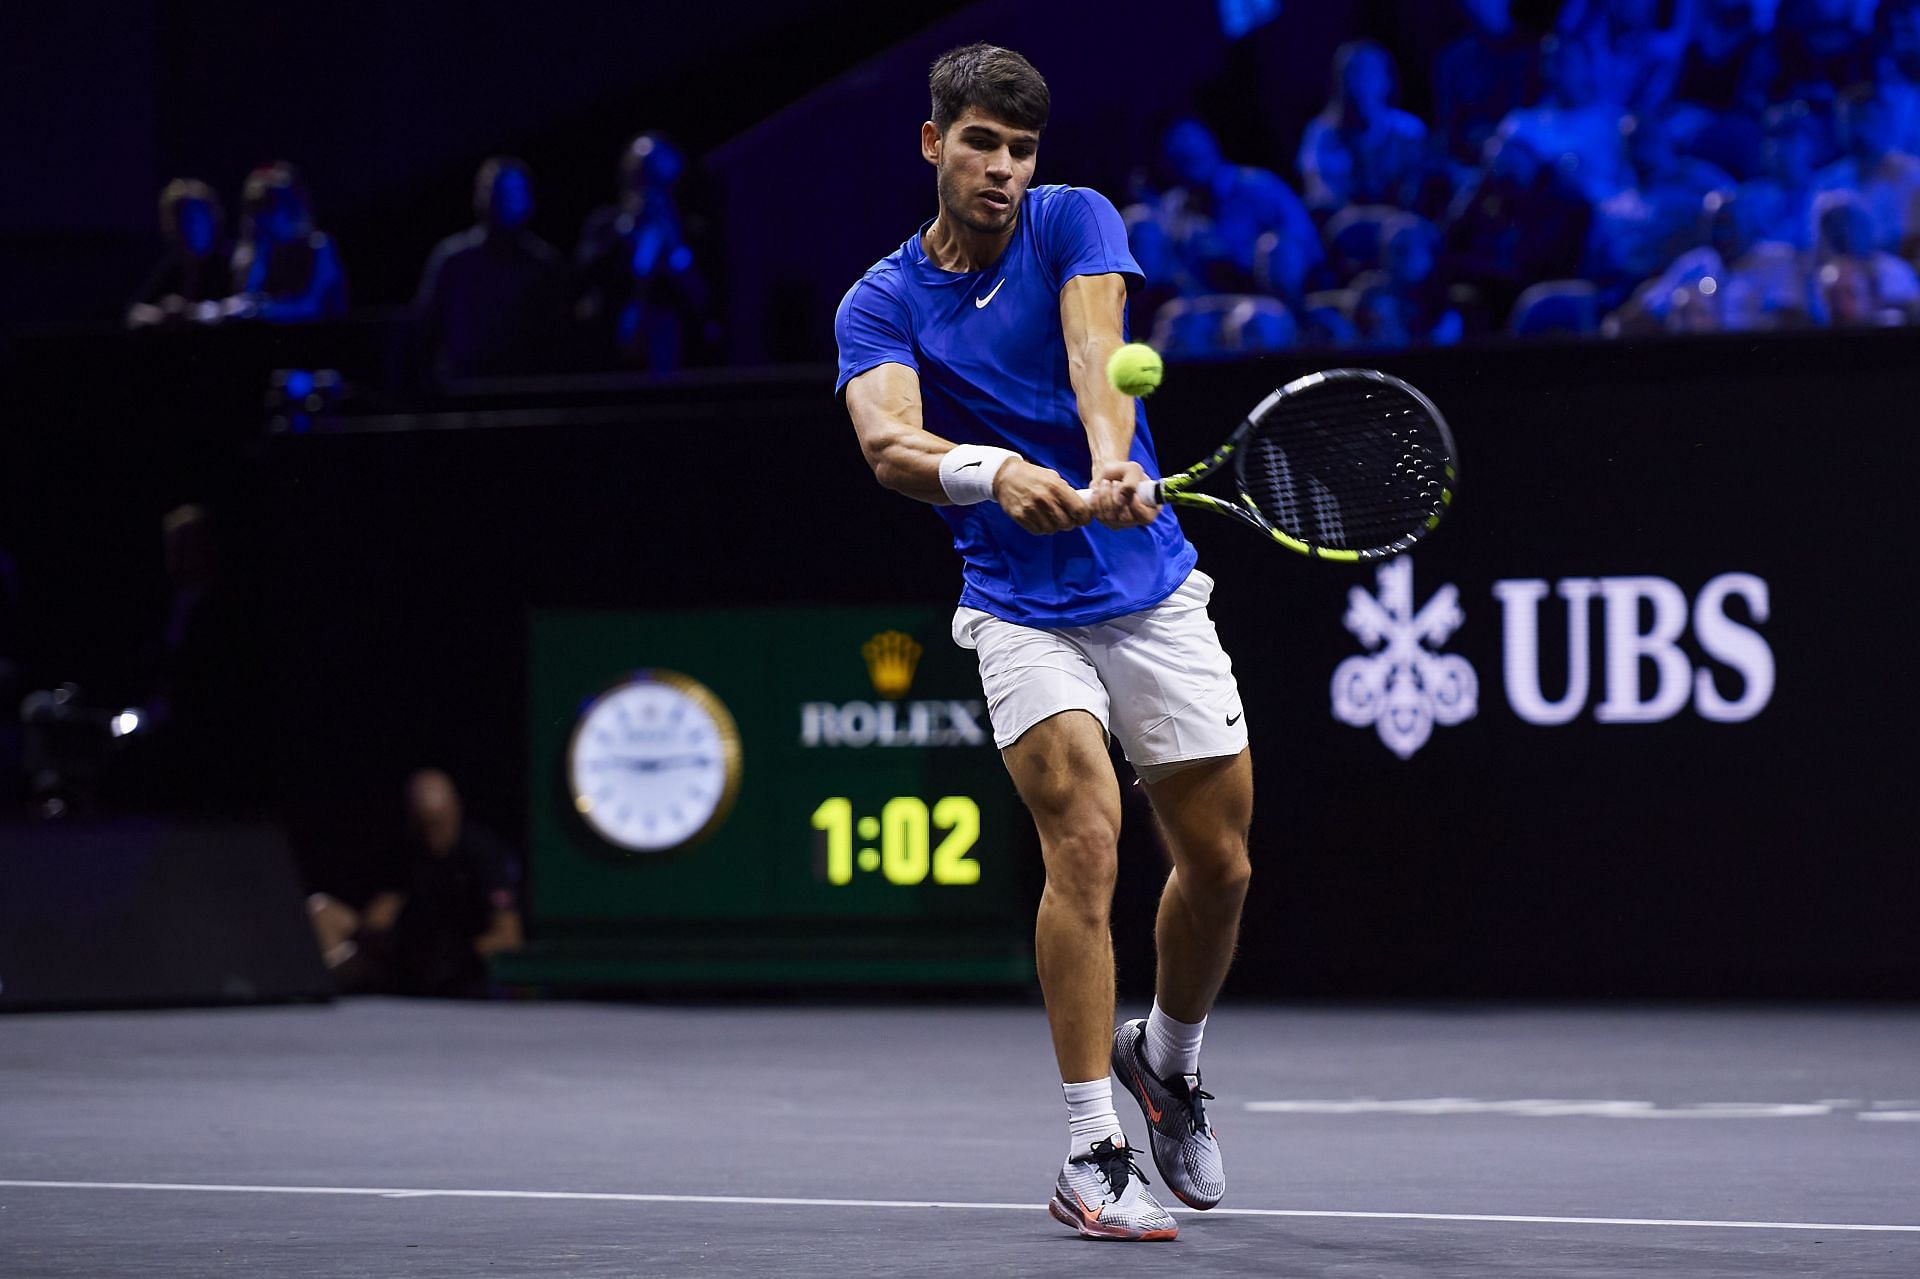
[835,44,1252,1242]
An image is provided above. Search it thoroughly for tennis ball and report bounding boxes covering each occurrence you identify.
[1106,343,1163,398]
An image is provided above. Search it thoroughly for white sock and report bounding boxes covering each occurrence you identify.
[1064,1077,1122,1158]
[1144,1000,1206,1079]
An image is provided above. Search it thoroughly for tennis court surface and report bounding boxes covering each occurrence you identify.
[4,1000,1917,1276]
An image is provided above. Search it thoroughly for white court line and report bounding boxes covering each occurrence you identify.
[1,1180,1917,1235]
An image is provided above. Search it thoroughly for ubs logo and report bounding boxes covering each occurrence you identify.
[1333,559,1775,758]
[1332,557,1478,759]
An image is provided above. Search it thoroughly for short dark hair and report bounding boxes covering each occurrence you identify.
[929,43,1049,136]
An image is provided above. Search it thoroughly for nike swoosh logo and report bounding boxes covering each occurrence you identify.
[1075,1192,1104,1221]
[974,278,1007,308]
[957,460,983,470]
[1133,1067,1164,1124]
[1226,711,1243,726]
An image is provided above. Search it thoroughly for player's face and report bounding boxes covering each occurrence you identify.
[930,110,1038,236]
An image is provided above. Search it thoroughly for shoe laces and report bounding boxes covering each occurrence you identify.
[1183,1076,1216,1136]
[1079,1135,1152,1195]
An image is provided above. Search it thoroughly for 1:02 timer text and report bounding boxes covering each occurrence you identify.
[810,795,981,886]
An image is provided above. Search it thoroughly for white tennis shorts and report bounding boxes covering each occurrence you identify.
[952,569,1248,779]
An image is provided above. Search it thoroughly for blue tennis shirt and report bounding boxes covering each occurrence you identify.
[835,183,1197,628]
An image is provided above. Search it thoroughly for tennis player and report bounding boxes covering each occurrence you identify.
[834,44,1252,1242]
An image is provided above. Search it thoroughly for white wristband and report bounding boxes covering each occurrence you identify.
[938,444,1020,505]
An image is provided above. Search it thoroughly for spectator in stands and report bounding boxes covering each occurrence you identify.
[576,132,713,372]
[1350,218,1464,345]
[1601,237,1731,333]
[1812,254,1883,322]
[307,769,522,997]
[1558,0,1692,116]
[1131,117,1320,304]
[1591,110,1737,287]
[1445,134,1596,325]
[1767,0,1876,109]
[127,180,231,328]
[1810,186,1920,307]
[1493,35,1634,204]
[1738,102,1828,246]
[1878,0,1920,154]
[1297,41,1431,213]
[1701,188,1814,327]
[1667,0,1773,179]
[227,163,348,322]
[1434,0,1542,169]
[411,157,569,387]
[1813,85,1920,253]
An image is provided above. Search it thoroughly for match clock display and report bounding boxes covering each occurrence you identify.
[519,605,1035,987]
[566,670,742,853]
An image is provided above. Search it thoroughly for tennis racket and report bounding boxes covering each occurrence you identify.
[1080,368,1457,562]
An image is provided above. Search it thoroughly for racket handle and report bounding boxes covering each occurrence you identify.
[1073,479,1162,507]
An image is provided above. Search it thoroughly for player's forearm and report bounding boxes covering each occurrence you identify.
[1068,335,1136,469]
[860,418,959,504]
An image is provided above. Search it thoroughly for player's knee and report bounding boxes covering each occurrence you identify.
[1042,828,1119,917]
[1182,834,1252,903]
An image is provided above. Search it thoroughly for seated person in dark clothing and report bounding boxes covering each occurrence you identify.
[227,162,348,322]
[576,132,713,372]
[1738,102,1829,247]
[1813,87,1920,254]
[1493,34,1633,204]
[1591,110,1737,287]
[1349,218,1465,345]
[308,769,522,996]
[1297,40,1431,213]
[127,179,232,328]
[411,157,568,385]
[1444,134,1595,325]
[1434,0,1543,168]
[1131,117,1321,301]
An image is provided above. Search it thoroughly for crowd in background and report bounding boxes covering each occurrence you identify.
[1125,0,1920,352]
[127,1,1920,365]
[129,135,715,384]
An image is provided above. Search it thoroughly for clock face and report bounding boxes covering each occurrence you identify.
[567,671,742,853]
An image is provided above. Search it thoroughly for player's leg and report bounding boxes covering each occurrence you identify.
[1001,709,1122,1087]
[1088,568,1249,1210]
[1144,748,1253,1030]
[954,607,1176,1240]
[1005,710,1177,1242]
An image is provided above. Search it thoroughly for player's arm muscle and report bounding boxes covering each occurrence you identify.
[844,362,952,504]
[1060,272,1153,528]
[844,361,1088,532]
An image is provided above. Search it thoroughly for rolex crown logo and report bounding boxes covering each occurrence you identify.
[862,630,923,700]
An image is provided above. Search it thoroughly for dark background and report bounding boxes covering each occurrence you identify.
[7,321,1915,998]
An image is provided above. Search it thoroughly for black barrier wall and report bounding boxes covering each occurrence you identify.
[8,328,1920,996]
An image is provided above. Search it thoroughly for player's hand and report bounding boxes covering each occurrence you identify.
[993,460,1091,535]
[1089,459,1158,529]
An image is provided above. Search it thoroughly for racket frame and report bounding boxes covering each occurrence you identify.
[1150,368,1456,562]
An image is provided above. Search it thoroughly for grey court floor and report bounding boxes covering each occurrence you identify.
[2,999,1918,1277]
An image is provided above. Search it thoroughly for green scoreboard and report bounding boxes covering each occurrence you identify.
[494,606,1037,987]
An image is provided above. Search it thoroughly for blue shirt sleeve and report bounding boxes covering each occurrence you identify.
[1044,188,1143,290]
[834,272,917,395]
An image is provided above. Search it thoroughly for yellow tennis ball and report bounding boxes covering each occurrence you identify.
[1106,343,1163,397]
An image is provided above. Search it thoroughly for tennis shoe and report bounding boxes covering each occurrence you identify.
[1047,1135,1178,1241]
[1112,1018,1225,1209]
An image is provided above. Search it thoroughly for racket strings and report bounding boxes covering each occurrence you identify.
[1236,383,1451,553]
